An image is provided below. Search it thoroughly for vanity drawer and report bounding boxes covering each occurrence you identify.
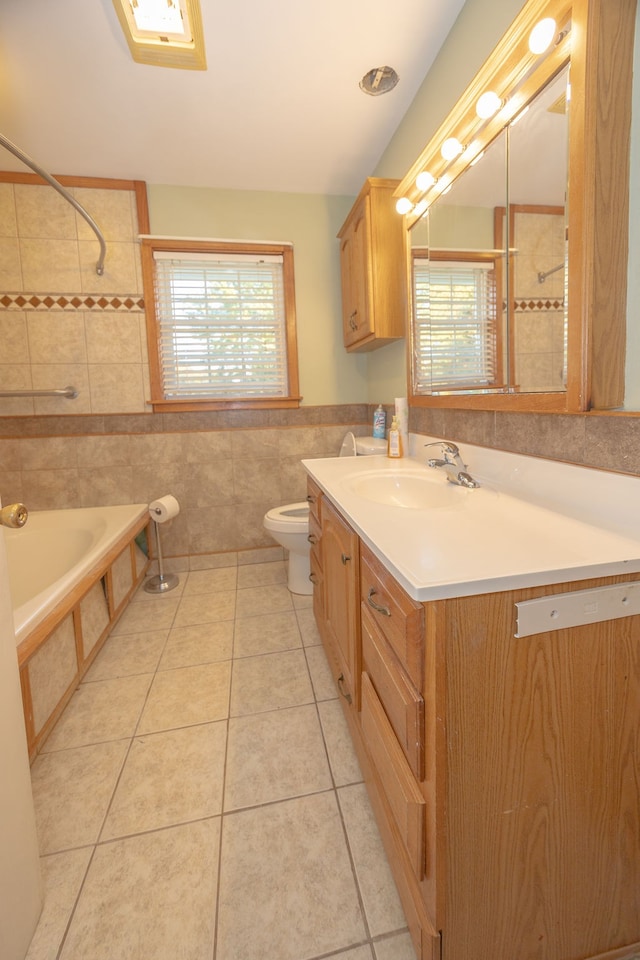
[362,606,424,781]
[361,672,426,881]
[306,478,322,525]
[360,543,424,689]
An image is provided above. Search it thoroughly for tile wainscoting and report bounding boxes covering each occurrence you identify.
[2,404,640,560]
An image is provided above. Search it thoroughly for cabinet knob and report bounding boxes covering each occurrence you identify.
[341,553,351,565]
[307,533,317,545]
[306,494,316,504]
[309,572,318,584]
[368,587,391,617]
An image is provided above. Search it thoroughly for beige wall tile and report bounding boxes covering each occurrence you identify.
[22,469,80,509]
[233,458,281,503]
[15,184,77,240]
[129,433,184,464]
[182,431,233,463]
[0,237,22,288]
[0,312,30,363]
[79,239,138,294]
[27,312,87,363]
[0,183,17,237]
[231,428,280,459]
[85,312,142,363]
[31,364,91,415]
[184,461,235,508]
[0,471,24,504]
[75,435,131,468]
[88,363,145,413]
[0,363,35,416]
[78,466,133,507]
[20,238,81,292]
[20,436,78,470]
[73,188,136,242]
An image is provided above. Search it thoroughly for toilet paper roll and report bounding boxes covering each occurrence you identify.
[148,495,180,523]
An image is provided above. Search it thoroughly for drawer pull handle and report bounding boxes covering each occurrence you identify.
[368,587,391,617]
[307,533,317,544]
[341,553,351,565]
[337,673,352,704]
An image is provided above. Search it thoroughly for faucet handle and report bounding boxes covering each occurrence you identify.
[424,440,460,458]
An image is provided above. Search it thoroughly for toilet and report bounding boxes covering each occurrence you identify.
[263,432,387,595]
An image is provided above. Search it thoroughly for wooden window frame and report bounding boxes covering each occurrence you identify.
[141,237,301,412]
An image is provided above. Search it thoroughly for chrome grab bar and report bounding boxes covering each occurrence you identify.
[0,386,78,399]
[0,133,106,276]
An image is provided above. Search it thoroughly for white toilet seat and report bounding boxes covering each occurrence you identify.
[264,501,309,534]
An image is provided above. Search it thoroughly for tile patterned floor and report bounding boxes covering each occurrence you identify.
[25,560,417,960]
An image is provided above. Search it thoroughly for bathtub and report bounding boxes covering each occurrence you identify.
[4,504,151,760]
[5,503,149,644]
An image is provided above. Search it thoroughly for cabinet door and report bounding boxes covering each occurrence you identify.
[322,499,360,708]
[340,199,372,348]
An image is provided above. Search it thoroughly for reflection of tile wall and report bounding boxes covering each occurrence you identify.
[0,181,148,416]
[513,211,566,392]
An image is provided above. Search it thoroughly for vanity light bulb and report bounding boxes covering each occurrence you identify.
[476,91,502,120]
[529,17,556,54]
[395,197,414,215]
[441,137,464,161]
[416,171,435,191]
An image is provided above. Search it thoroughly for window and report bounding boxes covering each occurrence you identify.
[142,239,300,411]
[412,255,498,394]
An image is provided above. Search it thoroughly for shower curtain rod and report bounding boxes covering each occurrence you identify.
[0,133,106,276]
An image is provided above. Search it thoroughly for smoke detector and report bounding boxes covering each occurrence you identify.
[359,66,399,96]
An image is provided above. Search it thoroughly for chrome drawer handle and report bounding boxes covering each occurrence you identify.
[337,673,352,704]
[368,587,391,617]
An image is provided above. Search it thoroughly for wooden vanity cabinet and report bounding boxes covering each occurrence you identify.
[319,497,361,709]
[337,177,407,352]
[308,478,640,960]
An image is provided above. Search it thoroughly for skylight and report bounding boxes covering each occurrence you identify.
[112,0,206,70]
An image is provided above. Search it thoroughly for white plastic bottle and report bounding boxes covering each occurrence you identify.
[387,415,403,458]
[373,404,386,439]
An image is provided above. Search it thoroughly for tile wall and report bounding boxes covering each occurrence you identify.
[0,180,148,416]
[0,408,370,557]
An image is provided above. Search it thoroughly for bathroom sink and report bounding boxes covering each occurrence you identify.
[341,469,467,509]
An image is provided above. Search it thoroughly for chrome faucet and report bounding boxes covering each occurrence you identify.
[425,442,480,488]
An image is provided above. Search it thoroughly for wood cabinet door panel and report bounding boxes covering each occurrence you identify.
[362,606,425,781]
[361,672,426,881]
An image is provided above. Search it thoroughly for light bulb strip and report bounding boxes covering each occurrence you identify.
[394,0,572,225]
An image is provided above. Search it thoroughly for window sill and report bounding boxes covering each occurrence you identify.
[149,396,302,413]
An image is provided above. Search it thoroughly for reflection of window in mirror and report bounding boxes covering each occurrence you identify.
[412,252,499,393]
[410,129,507,397]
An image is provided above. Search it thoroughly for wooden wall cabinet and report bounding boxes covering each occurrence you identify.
[337,178,407,352]
[309,478,640,960]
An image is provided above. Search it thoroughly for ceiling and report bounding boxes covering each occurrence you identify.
[0,0,466,197]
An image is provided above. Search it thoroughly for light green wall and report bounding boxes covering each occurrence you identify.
[147,185,367,406]
[146,0,530,409]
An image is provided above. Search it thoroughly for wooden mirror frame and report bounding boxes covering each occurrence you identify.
[395,0,637,412]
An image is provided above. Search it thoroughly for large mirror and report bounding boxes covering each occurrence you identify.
[396,0,636,413]
[410,66,569,399]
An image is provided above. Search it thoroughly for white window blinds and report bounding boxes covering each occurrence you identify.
[413,259,497,393]
[153,251,288,399]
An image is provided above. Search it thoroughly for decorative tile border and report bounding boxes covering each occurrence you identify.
[0,293,145,311]
[514,298,565,313]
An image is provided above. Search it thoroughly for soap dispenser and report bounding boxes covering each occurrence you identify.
[387,415,403,458]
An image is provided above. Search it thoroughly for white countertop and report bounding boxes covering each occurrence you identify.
[302,438,640,601]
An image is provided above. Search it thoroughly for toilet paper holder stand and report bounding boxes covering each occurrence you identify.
[144,512,179,594]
